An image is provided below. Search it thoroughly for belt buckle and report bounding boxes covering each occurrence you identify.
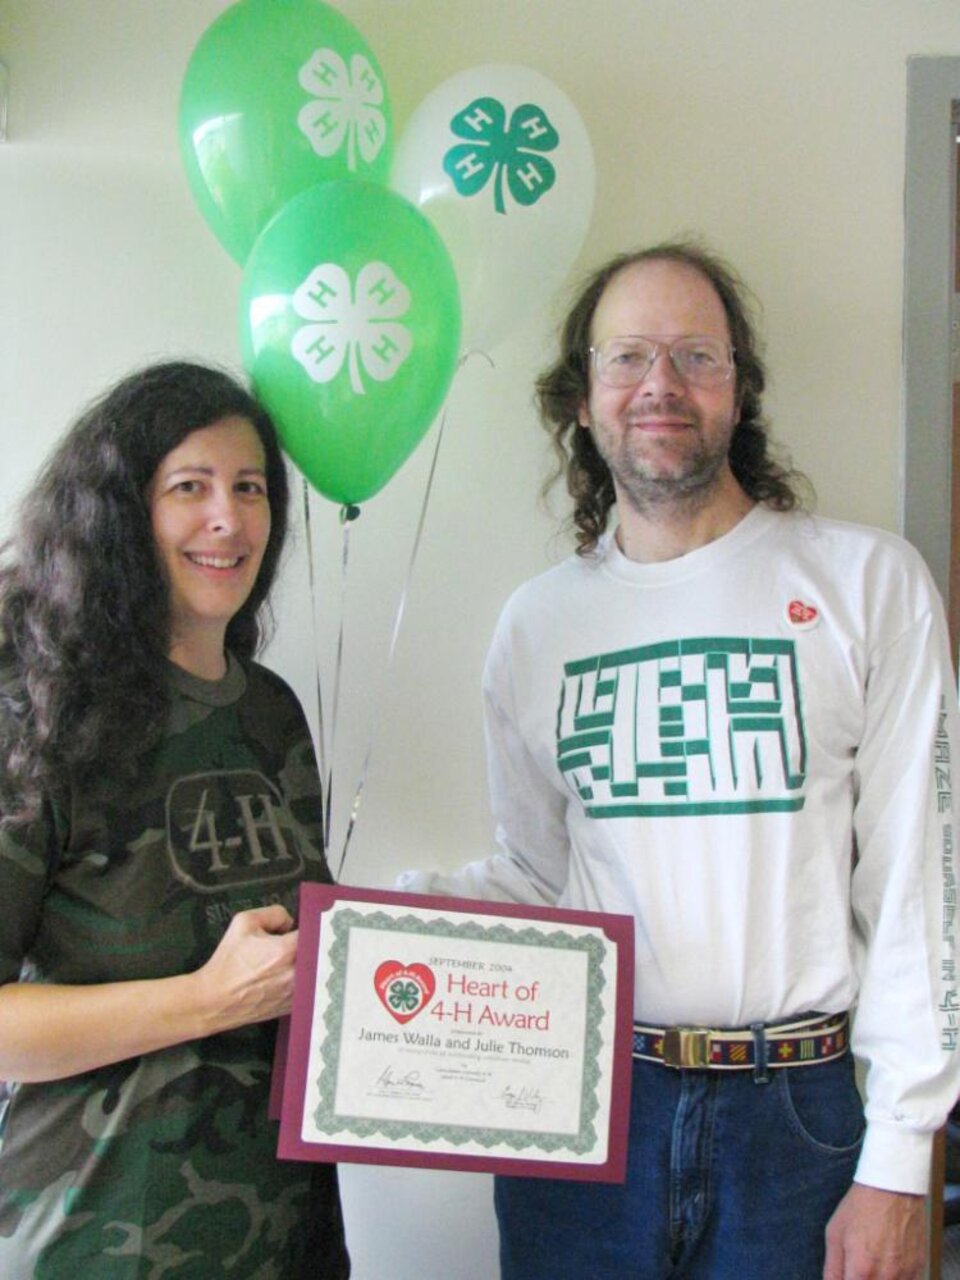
[662,1027,710,1068]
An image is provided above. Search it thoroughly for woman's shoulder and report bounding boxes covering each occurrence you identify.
[236,658,309,722]
[240,656,293,695]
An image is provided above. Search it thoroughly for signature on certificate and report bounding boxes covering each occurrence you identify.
[500,1085,544,1114]
[373,1065,430,1099]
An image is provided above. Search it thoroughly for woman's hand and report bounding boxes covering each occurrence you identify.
[192,904,299,1033]
[0,903,302,1082]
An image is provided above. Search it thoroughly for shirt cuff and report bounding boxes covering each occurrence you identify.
[855,1121,934,1195]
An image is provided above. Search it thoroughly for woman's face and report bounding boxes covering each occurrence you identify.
[148,416,271,663]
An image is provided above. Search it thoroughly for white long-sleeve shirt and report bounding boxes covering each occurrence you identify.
[399,506,960,1194]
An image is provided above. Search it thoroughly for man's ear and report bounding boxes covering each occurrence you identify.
[577,400,590,428]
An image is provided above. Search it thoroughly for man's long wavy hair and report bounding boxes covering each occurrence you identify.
[537,241,807,553]
[0,361,290,829]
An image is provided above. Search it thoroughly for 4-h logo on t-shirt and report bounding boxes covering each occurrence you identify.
[165,771,306,891]
[557,637,808,818]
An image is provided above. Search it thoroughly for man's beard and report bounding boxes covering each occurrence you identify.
[587,402,737,515]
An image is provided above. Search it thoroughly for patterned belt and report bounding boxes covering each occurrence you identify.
[632,1011,849,1070]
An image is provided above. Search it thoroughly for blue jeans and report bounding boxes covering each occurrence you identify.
[495,1052,864,1279]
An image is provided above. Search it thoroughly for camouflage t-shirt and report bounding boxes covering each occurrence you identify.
[0,657,350,1279]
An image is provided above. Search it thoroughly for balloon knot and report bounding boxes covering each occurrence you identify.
[341,503,362,523]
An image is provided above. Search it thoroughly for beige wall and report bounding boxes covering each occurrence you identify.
[3,2,960,1275]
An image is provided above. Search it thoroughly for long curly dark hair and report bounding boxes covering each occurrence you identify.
[0,361,290,828]
[537,241,808,553]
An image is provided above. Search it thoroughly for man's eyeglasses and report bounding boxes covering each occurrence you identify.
[589,335,736,389]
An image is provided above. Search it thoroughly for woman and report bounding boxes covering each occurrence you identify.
[0,362,350,1278]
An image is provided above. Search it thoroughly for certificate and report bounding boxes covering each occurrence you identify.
[276,885,634,1182]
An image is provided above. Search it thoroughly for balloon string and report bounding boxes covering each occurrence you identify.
[301,479,329,855]
[325,505,358,856]
[336,403,451,881]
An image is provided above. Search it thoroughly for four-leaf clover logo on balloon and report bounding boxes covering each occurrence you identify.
[443,96,559,215]
[388,980,422,1014]
[298,49,388,171]
[291,262,412,396]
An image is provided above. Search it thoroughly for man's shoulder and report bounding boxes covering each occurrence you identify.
[500,540,609,614]
[783,511,931,576]
[772,512,945,638]
[483,544,612,673]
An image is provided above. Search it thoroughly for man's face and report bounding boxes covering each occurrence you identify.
[578,259,740,512]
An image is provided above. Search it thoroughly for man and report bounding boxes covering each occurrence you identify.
[400,242,960,1278]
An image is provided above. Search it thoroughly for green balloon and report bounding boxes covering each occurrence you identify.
[179,0,392,264]
[240,181,461,505]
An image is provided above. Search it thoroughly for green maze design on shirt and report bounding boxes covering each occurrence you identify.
[557,637,807,817]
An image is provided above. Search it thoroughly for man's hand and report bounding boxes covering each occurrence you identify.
[823,1183,926,1280]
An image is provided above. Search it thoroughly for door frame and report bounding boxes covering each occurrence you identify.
[902,56,960,1279]
[903,56,958,609]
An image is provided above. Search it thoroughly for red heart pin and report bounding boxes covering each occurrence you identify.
[374,960,437,1024]
[787,599,819,626]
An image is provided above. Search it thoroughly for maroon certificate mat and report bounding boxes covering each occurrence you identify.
[274,884,634,1182]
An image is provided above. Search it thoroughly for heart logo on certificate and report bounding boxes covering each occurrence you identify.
[374,960,437,1024]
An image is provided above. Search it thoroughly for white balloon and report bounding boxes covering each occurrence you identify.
[391,64,595,353]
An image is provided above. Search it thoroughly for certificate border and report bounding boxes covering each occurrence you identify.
[277,885,634,1182]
